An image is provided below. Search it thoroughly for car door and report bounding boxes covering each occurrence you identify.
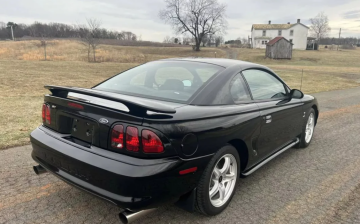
[242,69,304,160]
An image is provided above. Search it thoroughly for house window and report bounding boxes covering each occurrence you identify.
[290,30,294,36]
[289,39,293,43]
[262,30,266,36]
[278,30,282,36]
[262,41,264,44]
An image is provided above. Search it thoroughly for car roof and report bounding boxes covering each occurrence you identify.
[159,57,264,69]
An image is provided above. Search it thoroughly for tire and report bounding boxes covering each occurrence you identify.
[195,145,240,216]
[299,108,316,148]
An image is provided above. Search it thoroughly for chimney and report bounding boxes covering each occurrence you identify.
[287,22,290,24]
[297,19,300,23]
[268,20,271,24]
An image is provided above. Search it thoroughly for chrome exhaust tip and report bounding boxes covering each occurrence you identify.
[119,208,156,224]
[33,165,47,175]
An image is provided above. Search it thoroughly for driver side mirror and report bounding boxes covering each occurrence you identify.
[290,89,304,99]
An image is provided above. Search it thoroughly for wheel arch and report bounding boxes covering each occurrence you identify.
[311,104,319,125]
[227,139,249,172]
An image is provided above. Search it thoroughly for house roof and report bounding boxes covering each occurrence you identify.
[266,37,293,46]
[252,23,309,30]
[253,24,293,30]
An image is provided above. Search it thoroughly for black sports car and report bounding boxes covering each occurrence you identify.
[31,58,318,223]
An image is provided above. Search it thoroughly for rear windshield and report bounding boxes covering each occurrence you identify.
[94,61,224,102]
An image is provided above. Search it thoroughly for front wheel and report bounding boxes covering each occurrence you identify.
[299,108,316,148]
[195,145,240,216]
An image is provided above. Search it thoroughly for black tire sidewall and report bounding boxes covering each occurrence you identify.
[300,108,315,148]
[196,145,240,215]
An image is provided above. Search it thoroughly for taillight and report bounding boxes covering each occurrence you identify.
[142,130,164,153]
[42,104,51,124]
[110,125,165,154]
[126,126,139,152]
[42,104,46,123]
[111,125,124,149]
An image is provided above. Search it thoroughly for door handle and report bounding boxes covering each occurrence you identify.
[264,115,272,123]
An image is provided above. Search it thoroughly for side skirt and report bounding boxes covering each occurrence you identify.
[241,138,300,176]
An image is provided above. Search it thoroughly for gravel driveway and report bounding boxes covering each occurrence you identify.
[1,87,360,224]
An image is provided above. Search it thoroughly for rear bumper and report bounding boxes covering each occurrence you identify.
[30,126,210,210]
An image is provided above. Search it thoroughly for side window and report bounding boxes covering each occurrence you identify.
[242,69,287,100]
[230,74,251,102]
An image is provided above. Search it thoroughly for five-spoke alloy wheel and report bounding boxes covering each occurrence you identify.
[209,154,237,207]
[299,108,316,148]
[196,145,240,215]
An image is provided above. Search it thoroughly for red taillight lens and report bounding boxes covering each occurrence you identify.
[142,130,164,153]
[42,104,51,124]
[45,105,51,124]
[126,126,139,152]
[111,125,124,149]
[42,104,46,123]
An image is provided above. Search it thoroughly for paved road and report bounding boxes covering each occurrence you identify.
[1,87,360,224]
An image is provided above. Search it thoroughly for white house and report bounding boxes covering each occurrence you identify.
[251,19,309,50]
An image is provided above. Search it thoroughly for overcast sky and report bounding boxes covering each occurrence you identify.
[0,0,359,41]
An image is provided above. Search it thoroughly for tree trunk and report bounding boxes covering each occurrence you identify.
[44,43,47,61]
[93,47,96,62]
[87,45,91,62]
[195,42,201,51]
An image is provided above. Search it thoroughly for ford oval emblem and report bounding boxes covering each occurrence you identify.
[99,118,109,124]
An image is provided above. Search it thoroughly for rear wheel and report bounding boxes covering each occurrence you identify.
[195,145,240,215]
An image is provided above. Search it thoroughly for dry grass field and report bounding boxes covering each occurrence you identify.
[0,40,359,149]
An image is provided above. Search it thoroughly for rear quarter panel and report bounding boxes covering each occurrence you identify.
[142,103,262,169]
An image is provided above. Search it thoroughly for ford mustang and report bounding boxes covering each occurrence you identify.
[30,58,318,223]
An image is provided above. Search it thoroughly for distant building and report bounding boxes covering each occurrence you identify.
[251,19,309,50]
[265,37,293,59]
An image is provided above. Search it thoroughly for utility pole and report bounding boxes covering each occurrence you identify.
[10,25,14,41]
[337,28,341,51]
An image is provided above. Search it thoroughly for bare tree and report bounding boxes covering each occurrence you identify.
[182,35,190,45]
[87,19,102,62]
[163,35,172,43]
[121,31,137,41]
[215,35,223,47]
[201,34,209,47]
[159,0,227,51]
[78,18,102,62]
[29,22,51,60]
[310,12,331,42]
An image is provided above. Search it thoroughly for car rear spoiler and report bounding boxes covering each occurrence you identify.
[45,85,176,114]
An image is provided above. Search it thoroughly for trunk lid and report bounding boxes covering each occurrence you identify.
[43,86,183,149]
